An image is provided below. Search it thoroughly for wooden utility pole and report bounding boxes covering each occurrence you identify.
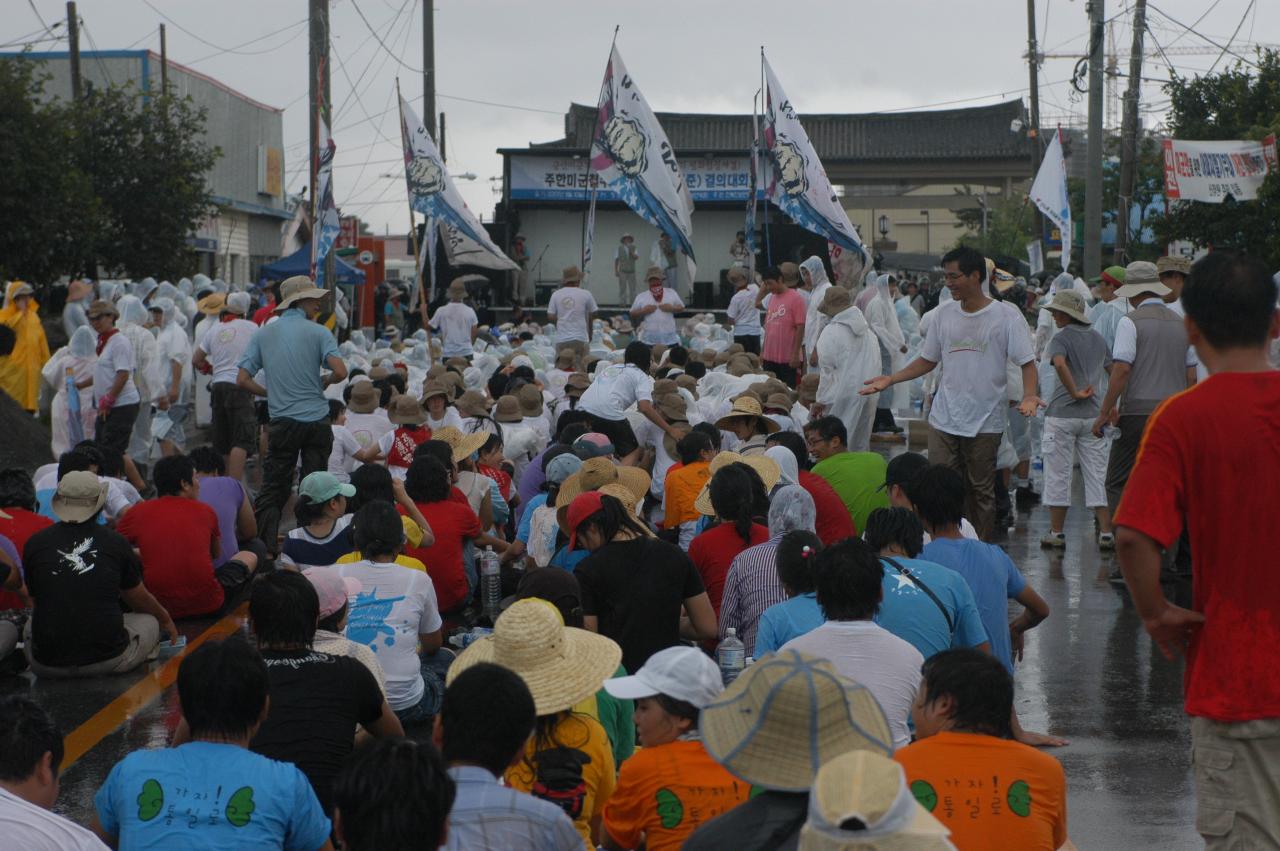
[1113,0,1146,264]
[1026,0,1044,266]
[438,111,446,162]
[309,0,333,288]
[1083,0,1105,278]
[159,24,168,92]
[66,2,81,100]
[422,0,436,141]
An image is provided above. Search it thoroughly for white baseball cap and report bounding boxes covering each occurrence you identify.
[603,646,724,708]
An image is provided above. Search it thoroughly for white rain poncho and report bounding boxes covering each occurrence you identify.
[765,445,799,487]
[815,303,881,452]
[865,275,908,411]
[800,256,833,358]
[134,277,158,302]
[97,281,122,304]
[116,295,163,462]
[151,297,193,404]
[192,273,213,294]
[767,485,816,537]
[42,326,97,456]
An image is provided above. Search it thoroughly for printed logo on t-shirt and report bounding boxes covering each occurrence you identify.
[946,335,988,355]
[57,537,97,576]
[347,589,406,652]
[135,778,257,829]
[910,776,1034,819]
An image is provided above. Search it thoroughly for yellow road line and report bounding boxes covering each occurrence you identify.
[61,604,248,772]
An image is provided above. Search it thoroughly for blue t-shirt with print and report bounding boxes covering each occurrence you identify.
[921,539,1026,672]
[94,741,330,851]
[875,556,989,661]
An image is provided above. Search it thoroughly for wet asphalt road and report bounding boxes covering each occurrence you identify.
[0,474,1198,848]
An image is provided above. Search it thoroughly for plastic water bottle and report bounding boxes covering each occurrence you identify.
[718,628,745,685]
[1031,455,1044,489]
[480,547,501,623]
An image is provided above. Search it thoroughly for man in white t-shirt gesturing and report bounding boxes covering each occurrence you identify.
[546,266,598,369]
[630,265,684,347]
[862,246,1040,541]
[429,278,479,359]
[193,292,259,481]
[577,341,680,465]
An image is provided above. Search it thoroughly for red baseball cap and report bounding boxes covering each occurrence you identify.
[566,491,606,551]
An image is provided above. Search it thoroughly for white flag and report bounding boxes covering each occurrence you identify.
[762,56,866,258]
[439,220,519,271]
[589,44,696,285]
[1029,128,1072,272]
[398,94,517,272]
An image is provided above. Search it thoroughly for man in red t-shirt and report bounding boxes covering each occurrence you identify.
[0,469,53,611]
[766,432,857,544]
[118,455,259,618]
[759,265,806,386]
[1115,252,1280,848]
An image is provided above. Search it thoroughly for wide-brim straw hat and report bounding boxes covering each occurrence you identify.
[447,599,622,716]
[555,456,651,509]
[693,451,782,516]
[87,299,119,320]
[494,395,523,423]
[798,751,953,851]
[517,384,544,417]
[715,396,780,433]
[700,650,894,792]
[387,394,428,425]
[196,293,227,316]
[274,275,330,311]
[348,380,380,414]
[455,390,492,417]
[431,426,489,462]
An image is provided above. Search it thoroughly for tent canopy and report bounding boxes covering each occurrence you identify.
[260,243,366,285]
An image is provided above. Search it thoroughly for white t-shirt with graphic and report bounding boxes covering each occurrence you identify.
[430,302,479,357]
[548,287,599,343]
[198,317,259,385]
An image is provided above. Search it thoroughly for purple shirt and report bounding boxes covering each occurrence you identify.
[517,447,552,519]
[197,476,245,568]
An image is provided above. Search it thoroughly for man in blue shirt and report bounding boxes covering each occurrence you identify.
[862,506,989,660]
[238,276,347,554]
[435,663,581,850]
[91,636,332,850]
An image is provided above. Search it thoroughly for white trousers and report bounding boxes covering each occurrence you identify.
[1042,416,1109,508]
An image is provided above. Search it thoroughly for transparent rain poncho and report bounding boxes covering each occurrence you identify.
[767,485,817,537]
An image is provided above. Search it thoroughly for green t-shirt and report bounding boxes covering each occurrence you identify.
[575,664,636,767]
[812,451,890,533]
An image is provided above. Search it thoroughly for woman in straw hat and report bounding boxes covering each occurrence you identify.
[448,598,623,848]
[600,646,752,850]
[715,396,780,457]
[564,491,717,676]
[421,379,464,433]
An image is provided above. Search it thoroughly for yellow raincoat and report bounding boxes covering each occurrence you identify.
[0,281,52,411]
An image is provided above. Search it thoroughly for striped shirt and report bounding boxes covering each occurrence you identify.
[443,765,581,851]
[718,536,786,652]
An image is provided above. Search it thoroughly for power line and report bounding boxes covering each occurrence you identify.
[1146,3,1259,68]
[24,0,56,36]
[79,21,116,88]
[1207,0,1255,74]
[349,0,422,73]
[437,92,563,115]
[138,0,304,58]
[184,18,309,66]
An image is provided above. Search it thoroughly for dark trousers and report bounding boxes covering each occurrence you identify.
[1105,414,1149,514]
[255,418,333,554]
[95,403,139,455]
[763,360,798,386]
[929,428,1001,542]
[734,335,761,356]
[586,414,640,459]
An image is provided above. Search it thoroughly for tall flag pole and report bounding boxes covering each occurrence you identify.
[589,35,696,291]
[1028,126,1072,272]
[398,90,517,309]
[761,52,866,263]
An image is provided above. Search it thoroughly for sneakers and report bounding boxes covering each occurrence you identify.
[1039,532,1066,549]
[1098,532,1116,551]
[1016,486,1042,506]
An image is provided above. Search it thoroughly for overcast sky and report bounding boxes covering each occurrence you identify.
[12,0,1279,237]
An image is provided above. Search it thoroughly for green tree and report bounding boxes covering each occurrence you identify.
[951,186,1038,263]
[73,85,220,279]
[1148,49,1280,270]
[0,56,99,283]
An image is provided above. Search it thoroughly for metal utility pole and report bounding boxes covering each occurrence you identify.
[1113,0,1146,265]
[1026,0,1045,263]
[159,24,168,92]
[422,0,436,142]
[439,111,446,162]
[66,2,81,100]
[1084,0,1105,278]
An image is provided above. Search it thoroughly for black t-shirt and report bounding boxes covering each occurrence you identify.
[683,791,808,851]
[23,521,142,667]
[573,536,704,675]
[250,648,384,814]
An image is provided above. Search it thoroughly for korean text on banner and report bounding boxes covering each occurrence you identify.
[761,56,866,260]
[1162,136,1279,203]
[589,44,696,285]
